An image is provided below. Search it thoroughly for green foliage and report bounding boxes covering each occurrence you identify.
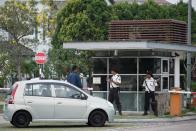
[50,0,196,77]
[46,47,93,79]
[0,53,12,79]
[21,58,39,77]
[50,0,111,77]
[192,82,196,91]
[0,77,4,87]
[0,0,36,41]
[52,0,112,47]
[0,0,37,80]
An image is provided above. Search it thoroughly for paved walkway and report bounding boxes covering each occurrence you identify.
[113,115,196,123]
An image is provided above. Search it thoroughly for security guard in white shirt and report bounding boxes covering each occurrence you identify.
[142,71,158,116]
[108,68,122,115]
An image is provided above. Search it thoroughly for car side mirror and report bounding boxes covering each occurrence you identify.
[81,94,87,100]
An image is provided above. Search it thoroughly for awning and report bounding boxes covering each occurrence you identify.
[63,41,196,52]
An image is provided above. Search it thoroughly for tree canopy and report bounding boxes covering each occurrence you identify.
[48,0,112,78]
[49,0,196,78]
[52,0,112,47]
[0,0,37,80]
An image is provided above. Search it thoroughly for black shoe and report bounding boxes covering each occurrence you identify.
[143,112,148,116]
[119,112,123,116]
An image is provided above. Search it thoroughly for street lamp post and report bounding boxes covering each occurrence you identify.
[187,0,192,106]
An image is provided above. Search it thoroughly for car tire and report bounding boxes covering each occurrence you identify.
[12,112,30,128]
[10,121,14,126]
[88,110,106,127]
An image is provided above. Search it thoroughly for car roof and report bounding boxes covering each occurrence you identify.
[17,78,70,85]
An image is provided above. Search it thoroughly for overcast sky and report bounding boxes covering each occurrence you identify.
[167,0,196,9]
[0,0,195,9]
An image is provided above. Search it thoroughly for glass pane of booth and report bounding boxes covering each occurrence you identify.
[121,75,137,91]
[162,77,169,90]
[139,58,161,74]
[138,92,145,111]
[92,75,107,91]
[93,58,107,74]
[109,58,137,74]
[92,91,107,100]
[119,92,137,111]
[162,60,169,73]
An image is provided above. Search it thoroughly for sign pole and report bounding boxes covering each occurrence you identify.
[35,52,47,79]
[187,0,192,107]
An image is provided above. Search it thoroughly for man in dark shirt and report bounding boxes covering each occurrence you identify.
[67,65,82,89]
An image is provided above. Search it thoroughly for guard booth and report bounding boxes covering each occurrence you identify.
[63,20,196,112]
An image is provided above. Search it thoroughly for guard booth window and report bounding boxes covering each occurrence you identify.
[139,58,161,74]
[109,58,137,74]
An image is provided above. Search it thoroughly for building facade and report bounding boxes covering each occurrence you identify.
[63,19,196,112]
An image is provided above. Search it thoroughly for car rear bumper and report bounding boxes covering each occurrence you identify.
[3,104,15,121]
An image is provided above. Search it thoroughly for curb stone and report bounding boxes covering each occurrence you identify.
[113,115,196,123]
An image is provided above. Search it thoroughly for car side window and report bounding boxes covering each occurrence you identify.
[54,84,82,99]
[25,83,52,97]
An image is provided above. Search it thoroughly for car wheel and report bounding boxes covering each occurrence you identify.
[88,110,106,127]
[10,121,14,126]
[12,112,30,128]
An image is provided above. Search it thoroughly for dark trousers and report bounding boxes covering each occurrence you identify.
[144,91,158,115]
[109,88,122,114]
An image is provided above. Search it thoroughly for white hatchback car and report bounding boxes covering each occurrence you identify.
[3,78,115,128]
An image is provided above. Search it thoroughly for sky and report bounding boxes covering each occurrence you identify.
[0,0,196,9]
[167,0,196,9]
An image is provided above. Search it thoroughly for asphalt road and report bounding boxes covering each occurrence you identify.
[0,114,196,131]
[1,120,196,131]
[107,120,196,131]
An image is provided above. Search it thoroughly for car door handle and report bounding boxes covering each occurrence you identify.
[57,102,62,104]
[27,101,33,104]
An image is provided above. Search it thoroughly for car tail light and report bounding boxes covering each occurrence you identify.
[8,84,18,104]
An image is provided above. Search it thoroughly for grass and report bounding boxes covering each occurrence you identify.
[0,104,3,113]
[182,107,196,114]
[192,82,196,91]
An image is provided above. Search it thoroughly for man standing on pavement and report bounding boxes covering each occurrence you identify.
[67,65,82,89]
[108,68,122,115]
[142,71,158,116]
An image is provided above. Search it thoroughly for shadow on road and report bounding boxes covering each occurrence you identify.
[0,123,117,130]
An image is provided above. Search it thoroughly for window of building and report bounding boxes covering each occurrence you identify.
[180,60,186,74]
[109,58,137,74]
[120,75,137,91]
[162,60,169,73]
[92,75,107,91]
[162,77,169,90]
[169,59,174,74]
[139,58,161,74]
[93,58,107,74]
[169,76,174,89]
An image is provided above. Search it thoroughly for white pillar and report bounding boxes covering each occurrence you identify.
[174,57,180,88]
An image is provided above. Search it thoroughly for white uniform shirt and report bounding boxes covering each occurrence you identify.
[110,74,121,88]
[142,77,158,92]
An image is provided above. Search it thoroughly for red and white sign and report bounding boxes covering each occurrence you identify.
[35,52,46,64]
